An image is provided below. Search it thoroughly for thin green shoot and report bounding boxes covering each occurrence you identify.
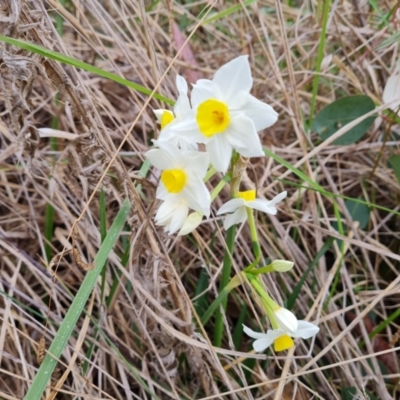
[0,35,173,105]
[24,198,131,399]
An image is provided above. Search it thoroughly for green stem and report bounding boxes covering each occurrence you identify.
[204,166,217,183]
[245,273,280,328]
[244,207,261,271]
[308,0,331,128]
[213,224,236,347]
[210,173,231,201]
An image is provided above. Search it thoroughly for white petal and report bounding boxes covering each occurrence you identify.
[153,109,164,122]
[174,77,191,120]
[182,179,211,217]
[158,124,176,141]
[252,329,285,352]
[171,115,208,144]
[179,139,198,151]
[146,148,175,171]
[191,79,218,106]
[155,200,176,225]
[178,212,203,236]
[167,203,189,234]
[223,207,247,230]
[225,115,264,158]
[182,150,210,179]
[176,75,188,93]
[292,321,320,339]
[274,308,298,334]
[234,93,278,131]
[247,192,287,214]
[213,56,252,101]
[242,324,268,339]
[149,140,185,168]
[217,198,246,215]
[268,191,287,206]
[205,135,232,173]
[156,184,168,200]
[252,337,274,352]
[246,199,278,215]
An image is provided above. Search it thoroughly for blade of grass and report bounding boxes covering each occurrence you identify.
[24,198,131,399]
[287,237,334,310]
[99,187,108,301]
[0,35,174,105]
[359,307,400,349]
[81,188,108,374]
[202,0,257,25]
[233,302,248,351]
[44,203,55,262]
[263,147,328,195]
[194,267,210,317]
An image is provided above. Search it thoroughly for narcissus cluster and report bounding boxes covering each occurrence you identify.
[146,55,283,235]
[145,55,320,354]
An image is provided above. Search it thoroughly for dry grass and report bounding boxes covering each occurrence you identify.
[1,0,400,399]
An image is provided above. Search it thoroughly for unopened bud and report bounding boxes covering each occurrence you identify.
[274,308,298,334]
[270,260,294,272]
[178,212,203,236]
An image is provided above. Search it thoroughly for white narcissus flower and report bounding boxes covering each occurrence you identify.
[145,141,210,234]
[153,75,197,151]
[171,55,278,172]
[217,190,287,230]
[243,321,320,353]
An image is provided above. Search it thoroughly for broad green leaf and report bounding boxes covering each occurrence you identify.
[311,95,376,145]
[331,198,370,233]
[388,155,400,185]
[344,198,370,230]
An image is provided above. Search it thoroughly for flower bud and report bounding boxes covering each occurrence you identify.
[178,212,203,236]
[270,260,294,273]
[274,308,298,334]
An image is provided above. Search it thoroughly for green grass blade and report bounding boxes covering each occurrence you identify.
[44,202,55,262]
[0,35,173,105]
[194,267,210,317]
[24,198,131,399]
[233,303,248,351]
[263,147,328,195]
[359,307,400,349]
[287,237,334,310]
[202,0,257,25]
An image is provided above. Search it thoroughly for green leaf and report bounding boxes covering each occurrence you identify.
[331,198,370,236]
[0,35,173,105]
[311,95,376,145]
[344,198,370,230]
[388,155,400,185]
